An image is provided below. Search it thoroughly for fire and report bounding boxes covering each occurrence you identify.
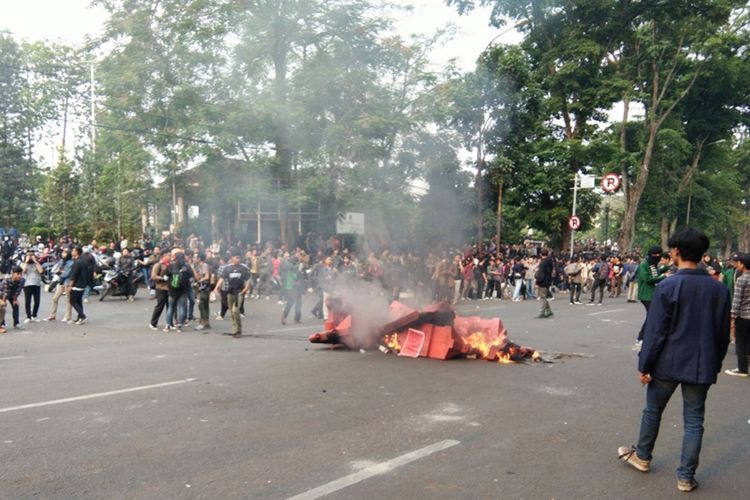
[384,333,401,352]
[461,330,539,364]
[463,331,504,359]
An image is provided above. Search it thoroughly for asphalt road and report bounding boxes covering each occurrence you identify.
[0,289,748,499]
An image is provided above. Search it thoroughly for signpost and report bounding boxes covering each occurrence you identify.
[570,174,596,257]
[336,212,365,235]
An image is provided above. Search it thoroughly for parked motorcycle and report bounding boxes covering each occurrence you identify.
[99,266,143,301]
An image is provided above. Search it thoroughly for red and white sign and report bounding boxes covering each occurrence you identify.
[569,216,581,230]
[601,173,621,193]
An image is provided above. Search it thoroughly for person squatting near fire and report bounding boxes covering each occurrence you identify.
[618,228,731,493]
[212,250,251,338]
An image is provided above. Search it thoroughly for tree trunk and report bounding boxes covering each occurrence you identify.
[272,23,291,245]
[620,121,658,251]
[660,217,669,249]
[495,180,504,247]
[619,93,630,227]
[476,143,484,251]
[723,232,733,259]
[741,205,750,253]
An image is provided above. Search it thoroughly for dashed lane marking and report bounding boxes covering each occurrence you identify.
[587,308,626,316]
[0,378,197,414]
[267,325,321,333]
[286,439,461,500]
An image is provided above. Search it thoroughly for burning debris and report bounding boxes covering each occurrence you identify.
[309,299,540,364]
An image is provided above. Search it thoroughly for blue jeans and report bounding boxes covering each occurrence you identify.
[525,279,536,299]
[166,293,187,328]
[512,279,523,300]
[636,378,709,481]
[187,286,196,320]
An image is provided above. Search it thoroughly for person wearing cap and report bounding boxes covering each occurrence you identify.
[726,253,750,377]
[635,246,670,347]
[721,253,742,303]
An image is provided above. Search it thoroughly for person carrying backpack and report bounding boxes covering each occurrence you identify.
[588,255,609,305]
[165,252,194,333]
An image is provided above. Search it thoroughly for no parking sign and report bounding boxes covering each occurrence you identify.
[601,173,621,193]
[569,216,581,230]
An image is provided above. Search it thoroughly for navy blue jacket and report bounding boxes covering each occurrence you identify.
[639,268,730,384]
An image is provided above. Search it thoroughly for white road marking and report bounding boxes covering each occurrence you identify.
[456,305,506,313]
[267,325,320,333]
[286,439,460,500]
[0,378,196,414]
[0,356,26,361]
[587,308,626,316]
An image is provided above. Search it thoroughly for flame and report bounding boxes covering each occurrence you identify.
[461,330,539,364]
[463,331,504,359]
[384,333,401,352]
[497,351,515,364]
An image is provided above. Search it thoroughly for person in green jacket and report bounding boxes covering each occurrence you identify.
[721,254,741,302]
[635,246,669,346]
[281,254,306,325]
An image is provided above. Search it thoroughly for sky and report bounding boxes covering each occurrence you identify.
[1,0,520,170]
[1,0,517,71]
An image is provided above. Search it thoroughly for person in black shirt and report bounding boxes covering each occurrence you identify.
[535,249,554,318]
[67,246,89,324]
[213,250,250,338]
[118,247,136,302]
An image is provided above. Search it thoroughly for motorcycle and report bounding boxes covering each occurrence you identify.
[99,265,144,301]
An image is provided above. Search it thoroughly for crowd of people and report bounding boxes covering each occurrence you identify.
[0,231,745,345]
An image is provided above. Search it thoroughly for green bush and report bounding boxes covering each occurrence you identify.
[28,226,55,241]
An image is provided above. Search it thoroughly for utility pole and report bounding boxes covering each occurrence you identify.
[90,62,96,153]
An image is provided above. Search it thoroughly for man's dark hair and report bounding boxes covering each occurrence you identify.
[667,228,710,263]
[540,248,549,257]
[740,254,750,270]
[11,266,22,274]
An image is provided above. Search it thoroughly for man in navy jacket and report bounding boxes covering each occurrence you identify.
[618,228,730,493]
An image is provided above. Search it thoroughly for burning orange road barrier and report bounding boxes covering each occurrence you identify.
[309,300,539,364]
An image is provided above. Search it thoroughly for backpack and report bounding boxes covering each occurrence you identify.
[170,265,188,290]
[597,263,610,280]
